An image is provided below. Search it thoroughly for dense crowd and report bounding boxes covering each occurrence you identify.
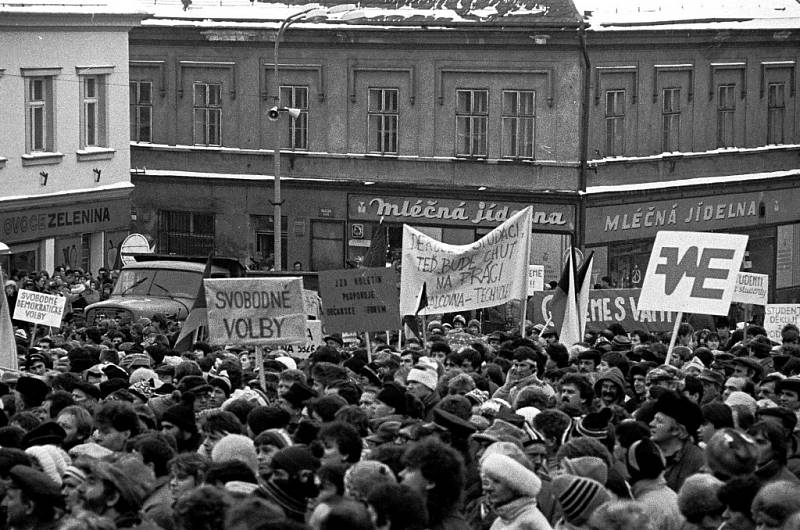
[0,268,799,529]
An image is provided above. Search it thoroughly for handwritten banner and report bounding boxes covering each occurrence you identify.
[319,267,400,333]
[528,288,678,333]
[764,304,800,343]
[270,320,324,359]
[400,207,532,315]
[203,278,307,346]
[528,265,545,295]
[13,289,65,327]
[732,272,768,306]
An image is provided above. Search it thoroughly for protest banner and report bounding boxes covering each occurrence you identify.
[528,265,545,295]
[203,277,307,346]
[764,304,800,343]
[528,288,678,333]
[271,320,324,359]
[319,267,400,333]
[13,289,65,328]
[731,272,768,306]
[400,206,533,316]
[638,231,748,316]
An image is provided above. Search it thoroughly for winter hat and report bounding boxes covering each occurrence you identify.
[16,376,50,406]
[376,382,406,412]
[8,465,62,508]
[88,456,154,509]
[562,456,608,486]
[160,393,197,434]
[653,390,703,436]
[705,428,758,479]
[120,353,151,371]
[67,442,113,460]
[465,388,490,406]
[248,406,291,436]
[682,357,706,375]
[62,465,86,485]
[25,445,70,486]
[751,480,800,528]
[572,407,613,439]
[343,460,397,501]
[129,367,161,387]
[211,434,258,475]
[515,406,541,426]
[21,421,66,449]
[274,356,296,371]
[481,452,542,498]
[406,367,437,392]
[255,428,294,450]
[416,356,439,372]
[725,391,758,417]
[677,473,724,523]
[552,474,611,525]
[282,382,317,408]
[271,445,320,475]
[470,419,525,447]
[208,371,232,397]
[626,439,665,481]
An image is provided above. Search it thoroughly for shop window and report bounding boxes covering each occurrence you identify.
[80,75,108,148]
[130,81,153,143]
[455,89,488,157]
[280,85,308,150]
[717,84,736,148]
[311,221,344,271]
[662,87,681,152]
[25,76,55,153]
[368,88,398,154]
[767,82,786,145]
[193,82,222,146]
[501,90,535,159]
[253,215,287,270]
[81,233,91,273]
[159,210,215,255]
[604,90,625,157]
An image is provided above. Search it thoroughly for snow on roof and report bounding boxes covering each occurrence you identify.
[575,0,800,31]
[585,168,800,195]
[0,182,134,204]
[136,0,580,28]
[0,0,148,16]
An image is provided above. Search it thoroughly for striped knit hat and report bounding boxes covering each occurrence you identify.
[552,474,610,525]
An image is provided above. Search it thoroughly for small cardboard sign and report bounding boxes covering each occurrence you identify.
[528,265,545,295]
[732,272,768,306]
[13,289,65,327]
[270,320,324,359]
[764,304,800,343]
[319,267,400,333]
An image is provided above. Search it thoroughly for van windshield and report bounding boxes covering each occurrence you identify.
[112,269,201,299]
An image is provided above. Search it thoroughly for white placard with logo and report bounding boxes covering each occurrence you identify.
[638,231,748,316]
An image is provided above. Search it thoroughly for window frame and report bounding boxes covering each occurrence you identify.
[192,82,222,146]
[604,89,626,157]
[767,82,786,145]
[455,88,489,157]
[716,84,736,148]
[367,87,399,155]
[279,85,309,150]
[80,74,108,148]
[501,89,535,159]
[130,80,153,143]
[661,87,681,153]
[24,76,55,154]
[158,210,215,255]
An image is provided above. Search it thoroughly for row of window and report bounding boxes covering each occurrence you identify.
[604,83,787,155]
[24,74,108,155]
[131,81,537,158]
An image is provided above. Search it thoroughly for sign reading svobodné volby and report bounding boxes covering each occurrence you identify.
[13,289,66,327]
[203,278,307,346]
[400,207,533,315]
[319,267,400,333]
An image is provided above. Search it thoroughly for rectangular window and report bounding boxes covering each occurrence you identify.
[81,233,92,273]
[25,77,54,153]
[368,88,399,154]
[455,89,488,157]
[253,215,288,270]
[280,86,308,150]
[130,81,153,143]
[767,82,786,145]
[193,82,222,146]
[717,84,736,148]
[158,210,215,255]
[81,75,107,148]
[604,90,625,156]
[501,90,535,159]
[662,87,681,152]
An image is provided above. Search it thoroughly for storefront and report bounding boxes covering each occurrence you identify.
[585,174,800,307]
[347,193,577,284]
[0,186,132,277]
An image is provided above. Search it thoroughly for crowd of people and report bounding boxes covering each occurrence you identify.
[0,266,800,529]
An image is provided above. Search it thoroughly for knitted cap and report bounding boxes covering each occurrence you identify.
[481,452,542,498]
[705,428,758,479]
[211,434,258,475]
[725,391,758,417]
[552,474,610,525]
[25,445,70,487]
[343,460,397,501]
[407,367,437,391]
[572,408,613,439]
[677,473,724,523]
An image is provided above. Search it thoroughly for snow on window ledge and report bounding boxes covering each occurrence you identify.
[21,152,64,166]
[77,147,115,162]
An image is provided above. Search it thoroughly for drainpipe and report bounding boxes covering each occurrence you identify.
[577,20,591,251]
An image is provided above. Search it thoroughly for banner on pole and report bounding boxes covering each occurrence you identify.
[764,304,800,343]
[400,207,533,315]
[203,278,307,346]
[318,267,400,333]
[732,272,768,306]
[638,231,748,316]
[13,289,65,328]
[528,265,545,295]
[270,320,324,359]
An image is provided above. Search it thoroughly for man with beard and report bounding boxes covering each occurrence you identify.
[559,373,594,417]
[79,455,157,529]
[594,367,626,408]
[1,465,63,530]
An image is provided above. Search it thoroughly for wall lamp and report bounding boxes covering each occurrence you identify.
[39,171,48,186]
[93,168,102,182]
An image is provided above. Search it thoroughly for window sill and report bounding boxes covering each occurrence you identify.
[77,147,115,161]
[21,152,64,166]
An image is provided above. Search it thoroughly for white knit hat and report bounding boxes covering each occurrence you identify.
[480,452,542,498]
[26,445,70,486]
[407,367,438,391]
[416,356,439,372]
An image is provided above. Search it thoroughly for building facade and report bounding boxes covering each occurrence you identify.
[0,2,146,275]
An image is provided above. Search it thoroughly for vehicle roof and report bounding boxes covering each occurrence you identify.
[123,261,229,274]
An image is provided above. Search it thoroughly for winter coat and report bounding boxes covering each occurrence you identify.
[490,496,553,530]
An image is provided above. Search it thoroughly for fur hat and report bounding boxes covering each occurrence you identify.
[626,439,665,481]
[407,367,438,391]
[282,382,317,408]
[376,382,406,412]
[653,390,703,435]
[705,428,758,479]
[677,473,724,523]
[160,393,197,434]
[211,434,258,475]
[16,376,49,406]
[481,452,541,498]
[552,474,610,525]
[21,421,66,449]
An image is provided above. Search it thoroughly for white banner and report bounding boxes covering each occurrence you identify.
[638,231,748,316]
[732,272,769,306]
[528,265,545,295]
[203,278,307,346]
[764,304,800,343]
[13,289,65,328]
[271,320,324,359]
[400,207,532,315]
